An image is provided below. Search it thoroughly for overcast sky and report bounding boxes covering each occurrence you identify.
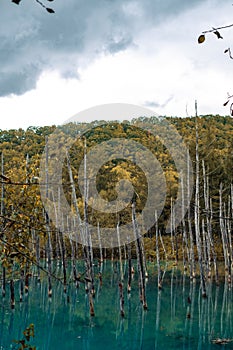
[0,0,233,129]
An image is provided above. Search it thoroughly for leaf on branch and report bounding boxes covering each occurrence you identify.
[46,7,55,13]
[226,48,233,59]
[223,100,229,106]
[230,103,233,116]
[213,30,223,39]
[198,35,205,44]
[11,0,22,4]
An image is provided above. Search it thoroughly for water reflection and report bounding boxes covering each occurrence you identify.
[0,262,232,350]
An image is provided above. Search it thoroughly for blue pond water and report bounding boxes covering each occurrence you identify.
[0,261,232,350]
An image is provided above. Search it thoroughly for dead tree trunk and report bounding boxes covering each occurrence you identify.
[97,222,103,263]
[127,242,132,293]
[132,202,147,310]
[60,226,67,293]
[219,183,230,278]
[181,175,189,271]
[45,137,52,297]
[209,198,219,284]
[155,211,162,290]
[1,153,6,298]
[194,102,207,297]
[170,198,175,261]
[187,148,195,279]
[117,223,123,281]
[83,139,95,299]
[2,266,6,298]
[35,233,41,283]
[68,225,78,288]
[227,195,232,282]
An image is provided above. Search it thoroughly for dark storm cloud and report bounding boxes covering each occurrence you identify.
[0,0,206,96]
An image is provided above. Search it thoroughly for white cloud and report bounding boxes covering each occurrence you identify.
[0,0,232,128]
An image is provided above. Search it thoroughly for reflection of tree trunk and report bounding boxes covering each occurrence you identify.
[127,242,132,293]
[10,279,15,309]
[170,268,178,320]
[212,284,219,337]
[119,282,124,317]
[104,247,107,259]
[220,277,228,334]
[89,293,95,317]
[139,307,145,349]
[198,285,207,346]
[25,264,29,293]
[187,280,195,344]
[20,270,24,302]
[225,278,232,336]
[154,289,161,349]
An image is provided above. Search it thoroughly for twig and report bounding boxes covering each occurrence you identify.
[202,23,233,34]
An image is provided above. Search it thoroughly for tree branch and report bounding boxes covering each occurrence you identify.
[202,23,233,34]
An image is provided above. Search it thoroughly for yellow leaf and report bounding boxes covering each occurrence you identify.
[198,34,205,44]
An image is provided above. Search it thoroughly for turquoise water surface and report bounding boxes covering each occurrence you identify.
[0,261,232,350]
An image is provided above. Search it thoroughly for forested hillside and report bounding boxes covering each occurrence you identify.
[0,115,232,269]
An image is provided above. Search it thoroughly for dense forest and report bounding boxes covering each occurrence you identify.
[0,114,233,306]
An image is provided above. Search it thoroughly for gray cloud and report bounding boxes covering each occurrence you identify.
[106,36,134,54]
[0,0,207,96]
[144,96,174,109]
